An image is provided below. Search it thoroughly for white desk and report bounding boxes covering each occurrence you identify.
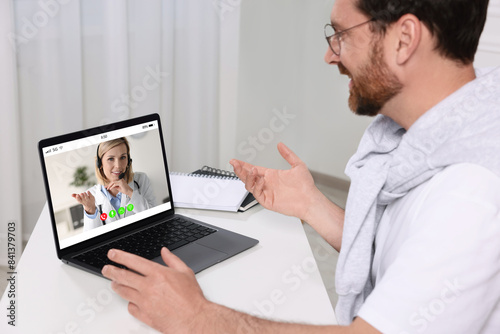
[1,204,337,333]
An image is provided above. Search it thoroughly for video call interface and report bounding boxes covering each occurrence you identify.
[42,120,171,249]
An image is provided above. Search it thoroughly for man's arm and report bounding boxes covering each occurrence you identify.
[206,302,377,334]
[102,248,379,334]
[303,187,345,252]
[230,142,344,251]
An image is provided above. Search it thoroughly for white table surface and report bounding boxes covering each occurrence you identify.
[1,204,337,333]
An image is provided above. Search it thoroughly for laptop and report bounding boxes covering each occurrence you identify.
[38,113,258,277]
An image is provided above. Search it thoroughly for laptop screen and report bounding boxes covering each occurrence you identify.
[40,117,171,250]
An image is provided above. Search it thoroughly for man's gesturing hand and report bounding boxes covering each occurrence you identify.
[230,142,319,222]
[102,247,211,334]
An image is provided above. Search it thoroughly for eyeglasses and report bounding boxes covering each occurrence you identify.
[324,18,375,56]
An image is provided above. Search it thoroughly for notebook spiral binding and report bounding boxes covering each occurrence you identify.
[170,166,238,180]
[201,165,236,177]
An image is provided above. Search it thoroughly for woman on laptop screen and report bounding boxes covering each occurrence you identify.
[72,137,156,231]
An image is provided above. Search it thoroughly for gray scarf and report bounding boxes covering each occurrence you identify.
[335,67,500,325]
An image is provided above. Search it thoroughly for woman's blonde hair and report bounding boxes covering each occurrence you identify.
[95,137,133,185]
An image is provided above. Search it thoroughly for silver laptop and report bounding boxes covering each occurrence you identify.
[38,113,258,276]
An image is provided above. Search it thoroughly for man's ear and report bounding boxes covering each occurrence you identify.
[394,14,421,65]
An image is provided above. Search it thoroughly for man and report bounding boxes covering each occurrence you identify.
[102,0,500,332]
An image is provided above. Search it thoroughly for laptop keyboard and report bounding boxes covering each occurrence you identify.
[74,217,217,270]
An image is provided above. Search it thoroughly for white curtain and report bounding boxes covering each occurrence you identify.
[3,0,235,241]
[0,0,22,266]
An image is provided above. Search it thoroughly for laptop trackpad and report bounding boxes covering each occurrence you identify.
[153,243,228,273]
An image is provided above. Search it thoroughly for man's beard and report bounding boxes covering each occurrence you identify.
[339,42,402,117]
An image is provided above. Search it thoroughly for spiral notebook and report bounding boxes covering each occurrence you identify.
[170,166,255,212]
[190,166,258,212]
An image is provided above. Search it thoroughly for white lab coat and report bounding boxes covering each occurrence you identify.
[83,172,156,231]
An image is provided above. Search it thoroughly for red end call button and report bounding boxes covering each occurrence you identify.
[100,213,108,221]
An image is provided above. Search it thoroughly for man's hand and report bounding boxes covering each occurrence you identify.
[230,142,320,222]
[231,142,346,251]
[102,247,211,334]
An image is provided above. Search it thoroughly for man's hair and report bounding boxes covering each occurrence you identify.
[355,0,490,64]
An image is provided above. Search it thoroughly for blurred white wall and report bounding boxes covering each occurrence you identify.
[476,0,500,67]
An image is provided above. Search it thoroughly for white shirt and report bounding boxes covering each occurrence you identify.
[358,164,500,333]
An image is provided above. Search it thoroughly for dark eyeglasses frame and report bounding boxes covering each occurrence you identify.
[324,18,376,56]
